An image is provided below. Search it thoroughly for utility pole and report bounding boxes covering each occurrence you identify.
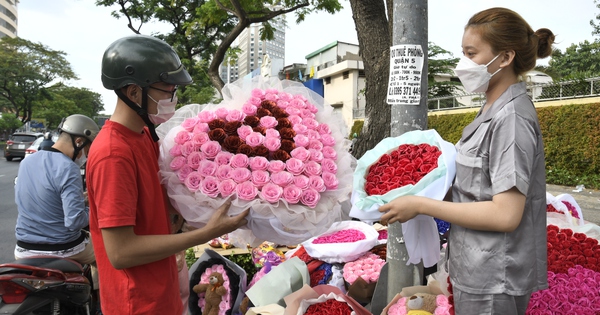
[387,0,429,300]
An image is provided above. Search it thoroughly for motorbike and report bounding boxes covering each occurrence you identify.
[0,256,97,315]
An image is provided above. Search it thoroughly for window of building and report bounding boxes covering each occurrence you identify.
[325,77,331,85]
[359,70,366,78]
[343,71,349,79]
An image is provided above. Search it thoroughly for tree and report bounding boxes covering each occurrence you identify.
[96,0,343,100]
[35,84,105,129]
[0,37,78,123]
[428,42,460,110]
[0,113,23,136]
[546,41,600,80]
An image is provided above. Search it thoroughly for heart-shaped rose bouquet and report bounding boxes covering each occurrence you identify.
[157,77,355,246]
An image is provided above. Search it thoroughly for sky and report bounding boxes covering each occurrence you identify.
[16,0,599,115]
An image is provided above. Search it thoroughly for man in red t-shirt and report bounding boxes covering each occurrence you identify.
[87,35,248,315]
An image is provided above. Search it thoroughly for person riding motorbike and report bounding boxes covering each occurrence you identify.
[14,114,100,286]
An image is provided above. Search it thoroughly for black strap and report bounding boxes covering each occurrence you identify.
[17,230,86,251]
[115,88,159,142]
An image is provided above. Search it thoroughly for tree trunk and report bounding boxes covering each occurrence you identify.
[348,0,393,159]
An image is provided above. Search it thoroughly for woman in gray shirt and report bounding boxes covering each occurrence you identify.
[379,7,555,315]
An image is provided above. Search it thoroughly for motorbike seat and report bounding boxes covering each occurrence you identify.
[3,257,83,274]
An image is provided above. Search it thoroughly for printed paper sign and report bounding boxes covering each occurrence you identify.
[387,44,424,105]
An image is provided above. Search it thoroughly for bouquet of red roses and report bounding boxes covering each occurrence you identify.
[156,76,355,246]
[349,129,456,267]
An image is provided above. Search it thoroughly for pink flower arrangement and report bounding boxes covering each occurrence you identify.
[168,88,338,208]
[312,228,366,244]
[196,264,231,315]
[388,295,451,315]
[343,253,385,284]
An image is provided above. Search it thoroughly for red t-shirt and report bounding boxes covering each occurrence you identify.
[87,120,182,315]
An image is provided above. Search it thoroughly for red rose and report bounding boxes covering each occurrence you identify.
[222,135,243,153]
[244,115,260,127]
[253,126,266,135]
[256,107,272,118]
[224,121,242,136]
[279,128,296,140]
[272,107,289,119]
[280,139,296,153]
[276,117,292,129]
[310,269,326,287]
[208,118,226,130]
[237,144,255,156]
[272,149,291,162]
[208,128,227,143]
[573,233,587,242]
[260,100,277,112]
[252,145,269,158]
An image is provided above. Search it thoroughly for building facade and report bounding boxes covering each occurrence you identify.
[220,16,286,84]
[0,0,17,38]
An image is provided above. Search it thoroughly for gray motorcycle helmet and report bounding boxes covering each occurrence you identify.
[101,34,193,90]
[58,114,100,143]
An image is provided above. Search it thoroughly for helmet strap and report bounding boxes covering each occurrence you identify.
[115,88,159,142]
[69,134,88,161]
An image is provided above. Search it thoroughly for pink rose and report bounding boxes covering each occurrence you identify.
[282,185,302,204]
[230,167,252,183]
[288,115,302,125]
[181,117,200,131]
[186,151,204,170]
[265,129,280,138]
[226,109,246,122]
[290,147,310,162]
[285,158,305,176]
[249,156,269,171]
[308,175,326,192]
[303,161,322,177]
[322,172,339,189]
[278,92,293,102]
[301,109,315,120]
[302,118,319,130]
[191,132,210,146]
[251,88,265,99]
[230,154,249,168]
[218,179,237,197]
[434,305,450,315]
[175,130,191,145]
[198,160,218,177]
[215,107,229,119]
[177,165,193,182]
[268,160,286,173]
[263,137,281,152]
[292,123,308,135]
[181,141,197,157]
[293,175,310,189]
[289,98,305,109]
[307,103,318,113]
[320,134,336,147]
[184,171,203,191]
[200,176,219,198]
[248,96,262,106]
[260,116,278,129]
[265,91,278,101]
[276,100,289,109]
[236,181,258,201]
[215,164,233,180]
[286,107,301,116]
[271,171,294,186]
[322,158,338,174]
[237,125,253,140]
[193,123,209,134]
[214,151,233,166]
[260,182,283,203]
[300,188,320,208]
[169,156,187,171]
[306,130,321,141]
[317,124,331,135]
[169,144,182,157]
[251,170,270,187]
[200,141,221,159]
[322,146,337,160]
[307,139,323,151]
[293,134,309,148]
[198,110,217,123]
[242,103,257,116]
[246,132,265,147]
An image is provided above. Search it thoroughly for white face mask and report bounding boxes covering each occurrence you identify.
[453,54,502,93]
[147,94,178,124]
[75,148,87,167]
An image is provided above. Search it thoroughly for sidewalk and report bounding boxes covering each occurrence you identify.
[546,184,600,225]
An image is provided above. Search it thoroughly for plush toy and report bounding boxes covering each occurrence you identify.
[192,272,228,315]
[406,293,437,315]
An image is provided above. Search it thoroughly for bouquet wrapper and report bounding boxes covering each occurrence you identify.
[245,304,285,315]
[345,276,377,304]
[283,284,371,315]
[300,221,379,263]
[245,257,309,307]
[156,76,356,247]
[350,129,456,267]
[188,248,247,315]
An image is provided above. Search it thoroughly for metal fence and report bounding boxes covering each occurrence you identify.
[427,76,600,111]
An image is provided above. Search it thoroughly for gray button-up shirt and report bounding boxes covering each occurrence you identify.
[449,82,548,295]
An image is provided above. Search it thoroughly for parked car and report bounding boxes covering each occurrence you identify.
[24,134,58,158]
[4,132,43,161]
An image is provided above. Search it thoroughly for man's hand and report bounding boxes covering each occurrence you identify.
[204,201,249,239]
